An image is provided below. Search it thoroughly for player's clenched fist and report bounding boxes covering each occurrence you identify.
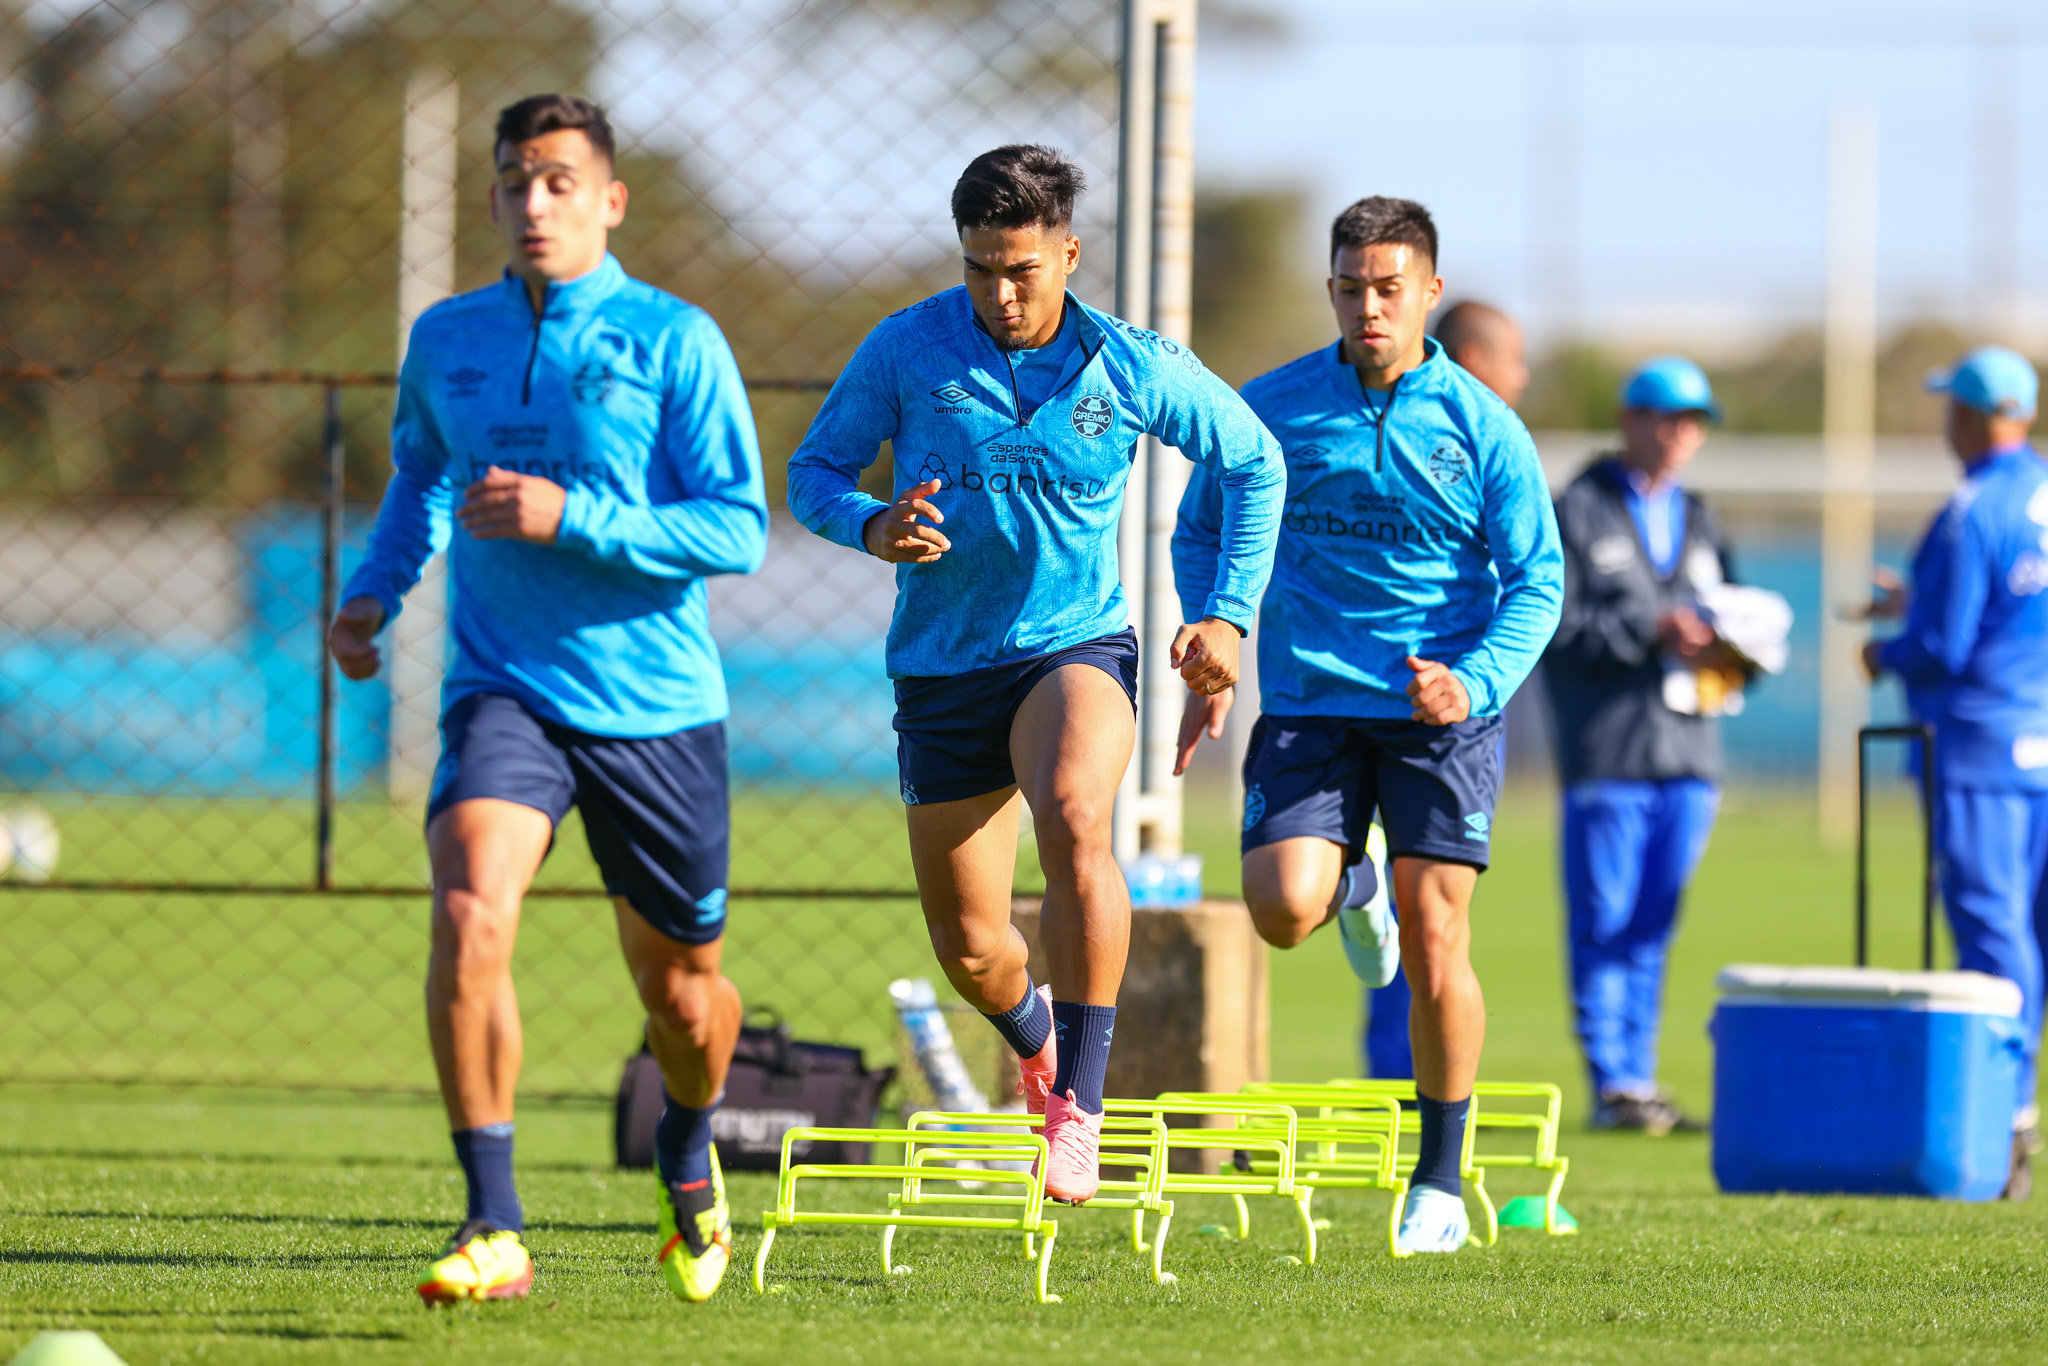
[328,595,387,681]
[458,466,567,543]
[1171,617,1241,698]
[1406,654,1471,725]
[862,478,951,563]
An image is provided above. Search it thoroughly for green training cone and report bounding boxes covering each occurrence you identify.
[1495,1196,1576,1233]
[7,1332,129,1366]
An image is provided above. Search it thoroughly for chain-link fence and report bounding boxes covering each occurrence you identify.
[0,0,1127,1094]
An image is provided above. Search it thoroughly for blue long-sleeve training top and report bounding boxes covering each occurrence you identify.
[1175,337,1563,719]
[1878,445,2048,789]
[341,254,768,738]
[787,287,1285,679]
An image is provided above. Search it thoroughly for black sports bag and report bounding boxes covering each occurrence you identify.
[614,1009,895,1171]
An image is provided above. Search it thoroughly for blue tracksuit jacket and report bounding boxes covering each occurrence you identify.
[342,254,769,737]
[1878,446,2048,789]
[1174,338,1563,719]
[786,288,1285,678]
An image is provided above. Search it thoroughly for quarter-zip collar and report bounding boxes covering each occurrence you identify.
[1324,334,1447,472]
[969,291,1105,427]
[499,253,629,405]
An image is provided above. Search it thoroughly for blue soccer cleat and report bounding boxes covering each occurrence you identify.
[1395,1185,1471,1255]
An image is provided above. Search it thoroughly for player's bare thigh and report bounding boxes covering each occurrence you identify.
[1242,836,1345,948]
[427,797,552,937]
[903,785,1028,1010]
[1008,662,1135,840]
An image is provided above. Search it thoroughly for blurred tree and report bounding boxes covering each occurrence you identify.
[1190,188,1329,389]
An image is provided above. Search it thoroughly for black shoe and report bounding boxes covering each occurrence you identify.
[2003,1134,2033,1202]
[1591,1095,1672,1135]
[1591,1092,1702,1136]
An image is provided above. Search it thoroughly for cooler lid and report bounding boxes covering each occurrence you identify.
[1716,964,2022,1016]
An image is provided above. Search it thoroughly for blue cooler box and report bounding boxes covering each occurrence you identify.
[1712,965,2024,1200]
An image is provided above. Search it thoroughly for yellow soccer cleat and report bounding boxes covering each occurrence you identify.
[417,1220,533,1304]
[656,1146,733,1303]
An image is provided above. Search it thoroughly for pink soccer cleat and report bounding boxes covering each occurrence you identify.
[1041,1089,1104,1205]
[1017,985,1057,1116]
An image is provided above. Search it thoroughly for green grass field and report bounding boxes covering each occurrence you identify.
[7,788,2044,1365]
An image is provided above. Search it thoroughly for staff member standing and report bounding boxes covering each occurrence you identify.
[1542,358,1738,1134]
[1863,346,2048,1200]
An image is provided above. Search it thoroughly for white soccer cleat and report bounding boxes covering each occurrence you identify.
[1395,1185,1471,1255]
[1335,824,1399,988]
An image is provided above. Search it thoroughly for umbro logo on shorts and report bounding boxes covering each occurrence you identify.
[1242,785,1266,831]
[694,888,728,923]
[1463,812,1490,841]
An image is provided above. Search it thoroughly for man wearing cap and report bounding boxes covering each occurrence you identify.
[1541,357,1744,1133]
[1863,346,2048,1197]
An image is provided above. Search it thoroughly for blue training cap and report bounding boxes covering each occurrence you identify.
[1621,356,1721,421]
[1925,346,2038,419]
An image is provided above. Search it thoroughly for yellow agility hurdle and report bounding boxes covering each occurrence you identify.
[890,1110,1179,1285]
[1105,1096,1318,1264]
[1247,1080,1574,1242]
[753,1125,1065,1304]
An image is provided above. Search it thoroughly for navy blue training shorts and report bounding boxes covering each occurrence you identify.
[1240,713,1505,869]
[427,692,731,944]
[892,629,1140,806]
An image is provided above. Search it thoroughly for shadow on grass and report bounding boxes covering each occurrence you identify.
[26,1209,658,1237]
[4,1313,410,1343]
[1,1249,415,1269]
[0,1147,601,1173]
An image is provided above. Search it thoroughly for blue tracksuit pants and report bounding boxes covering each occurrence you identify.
[1563,777,1720,1098]
[1935,786,2048,1120]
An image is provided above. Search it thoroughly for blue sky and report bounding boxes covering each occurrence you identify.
[1196,0,2048,350]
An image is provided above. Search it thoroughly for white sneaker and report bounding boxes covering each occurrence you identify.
[1335,824,1399,988]
[1395,1185,1470,1254]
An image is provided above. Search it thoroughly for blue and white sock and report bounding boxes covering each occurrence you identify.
[451,1123,522,1232]
[1050,1001,1116,1113]
[656,1091,721,1190]
[1410,1092,1470,1196]
[983,976,1053,1059]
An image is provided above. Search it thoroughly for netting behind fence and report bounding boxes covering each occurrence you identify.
[0,0,1124,1092]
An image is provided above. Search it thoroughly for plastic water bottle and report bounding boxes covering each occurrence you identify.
[889,977,988,1113]
[1120,852,1203,908]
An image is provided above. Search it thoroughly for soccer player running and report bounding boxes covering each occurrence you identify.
[1173,198,1563,1252]
[1354,297,1535,1084]
[329,95,768,1303]
[1863,347,2048,1199]
[788,145,1284,1202]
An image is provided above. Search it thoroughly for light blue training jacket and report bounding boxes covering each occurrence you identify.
[1175,337,1563,720]
[342,254,768,738]
[787,288,1285,679]
[1879,446,2048,789]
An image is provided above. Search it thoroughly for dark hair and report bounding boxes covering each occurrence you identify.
[495,94,615,167]
[951,145,1086,237]
[1329,196,1437,271]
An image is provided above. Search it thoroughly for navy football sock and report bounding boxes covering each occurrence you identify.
[1338,856,1379,911]
[1050,1001,1116,1114]
[1410,1092,1470,1196]
[656,1091,720,1190]
[982,977,1053,1059]
[451,1123,522,1232]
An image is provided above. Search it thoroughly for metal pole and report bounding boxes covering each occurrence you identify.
[316,385,343,890]
[390,65,459,808]
[1918,724,1936,971]
[1137,0,1198,859]
[1818,106,1877,847]
[1855,727,1869,967]
[1112,0,1159,867]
